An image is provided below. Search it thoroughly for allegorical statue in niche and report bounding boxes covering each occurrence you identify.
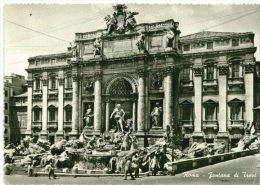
[85,80,94,92]
[84,105,94,128]
[150,102,163,128]
[136,31,145,52]
[110,104,125,132]
[93,37,102,57]
[165,27,175,48]
[104,14,117,35]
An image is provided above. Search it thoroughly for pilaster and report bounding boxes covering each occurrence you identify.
[40,78,48,139]
[56,77,64,140]
[25,80,33,136]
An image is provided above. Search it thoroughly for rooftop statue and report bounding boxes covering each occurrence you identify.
[104,4,139,35]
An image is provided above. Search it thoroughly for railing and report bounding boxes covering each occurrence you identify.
[47,122,58,128]
[203,120,218,130]
[48,88,58,94]
[32,122,42,128]
[180,120,193,129]
[64,87,73,93]
[228,77,244,84]
[64,121,72,128]
[180,80,193,87]
[203,79,218,86]
[33,89,42,94]
[228,120,244,130]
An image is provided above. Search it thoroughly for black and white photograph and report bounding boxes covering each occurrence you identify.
[1,1,260,185]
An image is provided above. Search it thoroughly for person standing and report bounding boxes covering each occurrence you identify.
[150,155,159,176]
[45,162,55,179]
[124,158,135,180]
[27,163,33,177]
[132,153,140,178]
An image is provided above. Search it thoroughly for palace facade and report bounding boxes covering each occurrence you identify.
[24,5,258,150]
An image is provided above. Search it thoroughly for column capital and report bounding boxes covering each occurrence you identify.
[163,66,174,76]
[58,78,64,85]
[193,66,203,76]
[94,71,102,80]
[137,68,146,77]
[218,65,229,75]
[244,63,255,73]
[41,78,48,86]
[27,80,33,87]
[72,74,79,82]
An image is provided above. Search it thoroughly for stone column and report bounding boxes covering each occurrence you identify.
[244,63,255,123]
[164,67,174,128]
[132,99,137,132]
[25,80,33,136]
[193,67,203,141]
[69,74,79,139]
[105,98,110,131]
[78,75,83,133]
[218,65,228,133]
[40,78,48,139]
[216,65,229,151]
[56,78,64,141]
[137,69,146,132]
[94,72,102,133]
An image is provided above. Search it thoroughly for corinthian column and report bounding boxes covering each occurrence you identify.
[244,63,255,123]
[25,80,33,136]
[56,77,64,141]
[69,74,79,139]
[164,67,174,128]
[40,78,48,139]
[137,68,146,132]
[94,72,102,133]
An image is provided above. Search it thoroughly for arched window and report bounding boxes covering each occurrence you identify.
[109,78,133,96]
[32,105,42,122]
[33,74,41,90]
[65,73,72,88]
[49,73,57,89]
[203,99,218,121]
[48,105,57,122]
[228,98,244,121]
[228,58,243,78]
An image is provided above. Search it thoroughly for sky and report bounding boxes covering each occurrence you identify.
[2,2,260,78]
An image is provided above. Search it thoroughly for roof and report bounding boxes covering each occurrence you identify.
[180,31,254,42]
[14,92,27,98]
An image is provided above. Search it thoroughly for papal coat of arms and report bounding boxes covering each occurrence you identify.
[104,4,139,35]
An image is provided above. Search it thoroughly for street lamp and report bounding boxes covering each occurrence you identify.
[170,117,183,175]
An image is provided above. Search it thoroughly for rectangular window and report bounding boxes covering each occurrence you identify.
[35,79,41,90]
[34,110,40,122]
[232,39,239,47]
[5,90,8,97]
[232,64,240,78]
[67,77,72,88]
[5,116,8,124]
[182,68,190,81]
[206,65,214,80]
[49,109,56,121]
[205,106,215,120]
[5,103,8,110]
[51,59,56,65]
[182,105,192,120]
[65,109,72,121]
[36,61,41,66]
[231,105,243,120]
[51,78,56,89]
[207,42,213,49]
[183,44,190,51]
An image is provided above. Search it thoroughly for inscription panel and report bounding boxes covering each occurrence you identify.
[150,36,163,47]
[113,40,133,52]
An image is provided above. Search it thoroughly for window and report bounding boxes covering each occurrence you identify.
[34,109,41,122]
[205,106,216,120]
[230,103,243,120]
[5,116,8,124]
[181,67,190,82]
[206,65,214,80]
[51,59,56,65]
[5,90,8,97]
[181,104,192,120]
[66,76,72,88]
[36,61,41,66]
[231,63,240,78]
[49,109,56,121]
[35,78,41,90]
[232,39,239,47]
[183,44,190,51]
[50,78,56,89]
[13,91,15,96]
[5,103,8,110]
[65,106,72,121]
[207,42,213,49]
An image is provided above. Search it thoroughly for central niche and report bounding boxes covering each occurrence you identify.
[109,78,133,96]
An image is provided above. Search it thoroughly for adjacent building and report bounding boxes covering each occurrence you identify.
[23,5,258,150]
[4,73,27,144]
